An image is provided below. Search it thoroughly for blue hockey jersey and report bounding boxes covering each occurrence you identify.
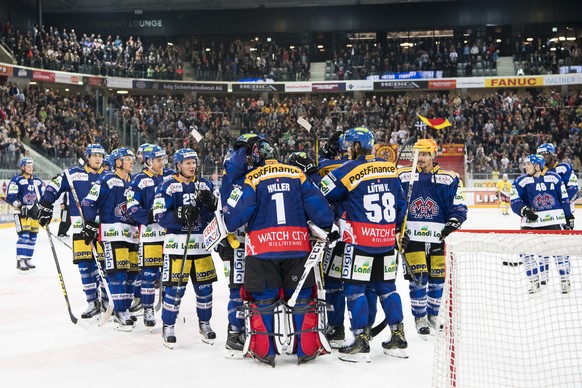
[82,171,138,243]
[398,163,467,243]
[153,175,215,255]
[6,173,44,212]
[224,160,335,260]
[547,161,579,201]
[510,169,572,228]
[320,155,406,254]
[41,165,106,233]
[127,169,167,243]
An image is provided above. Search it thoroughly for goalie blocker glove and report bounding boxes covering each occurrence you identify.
[38,202,54,227]
[81,221,99,244]
[440,219,461,241]
[520,206,538,222]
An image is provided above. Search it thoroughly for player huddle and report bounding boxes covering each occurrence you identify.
[5,128,577,366]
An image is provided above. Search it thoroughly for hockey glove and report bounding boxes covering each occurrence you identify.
[289,153,318,176]
[399,231,411,252]
[327,230,340,242]
[174,205,199,222]
[38,202,54,227]
[319,130,343,159]
[198,190,217,212]
[440,219,462,241]
[564,216,575,230]
[21,203,40,220]
[81,221,99,245]
[521,206,538,222]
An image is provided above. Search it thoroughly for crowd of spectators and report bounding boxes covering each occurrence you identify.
[1,79,581,181]
[2,20,579,82]
[2,22,183,79]
[187,38,311,82]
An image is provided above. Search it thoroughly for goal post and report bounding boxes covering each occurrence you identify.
[432,230,582,388]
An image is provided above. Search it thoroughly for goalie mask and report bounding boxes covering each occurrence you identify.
[251,139,278,167]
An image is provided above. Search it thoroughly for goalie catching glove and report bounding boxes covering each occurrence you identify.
[521,206,538,222]
[440,219,461,241]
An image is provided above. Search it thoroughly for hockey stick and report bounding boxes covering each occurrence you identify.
[63,169,114,327]
[53,233,73,250]
[396,136,417,166]
[398,148,421,285]
[287,239,326,308]
[31,184,80,326]
[297,116,319,168]
[173,218,192,311]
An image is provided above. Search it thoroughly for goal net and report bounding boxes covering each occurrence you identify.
[432,230,582,388]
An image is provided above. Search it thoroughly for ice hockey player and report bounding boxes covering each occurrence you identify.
[510,154,573,294]
[224,138,335,366]
[536,143,578,289]
[320,126,408,362]
[398,138,467,338]
[128,143,152,313]
[126,145,168,327]
[496,173,512,215]
[38,144,108,318]
[153,148,218,348]
[218,133,260,357]
[81,148,139,330]
[6,157,43,272]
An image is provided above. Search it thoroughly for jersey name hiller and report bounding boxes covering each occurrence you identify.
[267,182,290,193]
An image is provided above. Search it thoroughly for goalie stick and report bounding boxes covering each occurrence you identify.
[64,168,115,327]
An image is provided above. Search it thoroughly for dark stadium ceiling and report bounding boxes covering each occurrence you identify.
[20,0,454,13]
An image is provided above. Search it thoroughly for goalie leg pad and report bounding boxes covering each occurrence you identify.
[244,289,281,363]
[288,287,330,361]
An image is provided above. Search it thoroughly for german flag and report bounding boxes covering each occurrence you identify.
[418,114,452,130]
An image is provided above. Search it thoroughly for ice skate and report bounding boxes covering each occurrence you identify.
[415,315,430,337]
[561,279,571,295]
[143,308,156,328]
[528,277,541,294]
[113,311,135,332]
[325,325,346,349]
[163,324,176,349]
[81,300,101,319]
[428,314,442,334]
[199,321,216,345]
[382,323,408,359]
[24,258,36,270]
[338,333,371,363]
[225,328,245,359]
[17,258,29,273]
[129,297,143,314]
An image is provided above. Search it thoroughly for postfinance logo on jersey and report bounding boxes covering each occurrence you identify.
[343,163,396,190]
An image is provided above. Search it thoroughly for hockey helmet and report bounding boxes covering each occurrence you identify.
[344,127,375,151]
[525,154,545,170]
[338,134,349,153]
[84,143,106,158]
[109,147,135,168]
[137,143,151,163]
[414,138,438,156]
[536,143,556,155]
[142,144,167,165]
[173,148,199,167]
[19,157,34,168]
[251,139,278,167]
